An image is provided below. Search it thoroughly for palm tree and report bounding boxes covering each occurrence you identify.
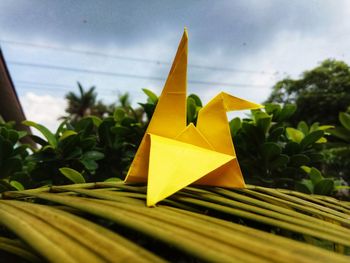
[64,82,98,122]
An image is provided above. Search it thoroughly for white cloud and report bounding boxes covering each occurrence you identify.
[20,92,66,134]
[4,1,350,130]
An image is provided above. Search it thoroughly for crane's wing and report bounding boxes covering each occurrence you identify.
[195,92,263,187]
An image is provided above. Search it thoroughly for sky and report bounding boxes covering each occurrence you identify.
[1,0,350,132]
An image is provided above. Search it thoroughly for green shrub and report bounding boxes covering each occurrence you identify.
[0,89,347,198]
[322,112,350,195]
[232,103,338,195]
[0,120,31,191]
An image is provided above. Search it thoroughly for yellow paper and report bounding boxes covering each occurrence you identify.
[125,29,263,206]
[147,134,233,206]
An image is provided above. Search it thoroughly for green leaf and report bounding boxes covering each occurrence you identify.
[142,88,158,104]
[276,104,296,121]
[17,131,27,139]
[7,130,19,144]
[264,103,281,116]
[257,117,271,135]
[23,121,57,148]
[98,120,114,147]
[42,145,55,152]
[261,142,281,162]
[0,127,8,138]
[64,147,83,160]
[113,108,126,122]
[59,130,77,141]
[75,118,94,134]
[317,125,334,131]
[253,111,272,135]
[252,110,269,122]
[10,180,24,191]
[309,167,323,185]
[300,165,311,174]
[30,135,48,147]
[80,159,98,171]
[82,151,105,161]
[187,97,197,124]
[328,127,350,142]
[295,179,313,194]
[339,112,350,131]
[286,128,304,143]
[300,130,324,148]
[88,116,102,127]
[0,179,13,192]
[229,118,241,137]
[121,117,137,126]
[188,94,203,107]
[60,134,79,154]
[59,167,85,184]
[309,122,319,133]
[138,102,156,120]
[315,137,327,143]
[55,120,68,136]
[297,121,309,135]
[314,179,334,195]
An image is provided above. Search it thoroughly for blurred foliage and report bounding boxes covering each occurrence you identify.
[322,112,350,197]
[230,103,340,195]
[0,84,348,199]
[266,59,350,125]
[8,88,157,189]
[0,119,31,192]
[62,82,115,123]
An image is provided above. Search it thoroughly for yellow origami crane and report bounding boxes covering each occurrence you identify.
[125,29,263,206]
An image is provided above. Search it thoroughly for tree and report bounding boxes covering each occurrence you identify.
[64,82,98,120]
[63,82,113,122]
[62,83,148,127]
[266,59,350,125]
[116,93,144,123]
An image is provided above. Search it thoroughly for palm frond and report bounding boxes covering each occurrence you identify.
[0,183,349,262]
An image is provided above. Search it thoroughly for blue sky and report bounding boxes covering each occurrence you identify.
[1,0,350,131]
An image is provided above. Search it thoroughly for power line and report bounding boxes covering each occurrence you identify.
[8,61,270,88]
[16,81,70,89]
[15,82,127,95]
[16,87,123,102]
[0,39,280,75]
[16,85,114,96]
[16,85,66,92]
[15,82,119,93]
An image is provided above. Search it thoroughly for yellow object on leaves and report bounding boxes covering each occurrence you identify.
[125,29,263,206]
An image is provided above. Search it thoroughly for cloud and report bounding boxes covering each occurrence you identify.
[1,0,347,58]
[20,92,66,134]
[2,0,350,81]
[3,0,350,128]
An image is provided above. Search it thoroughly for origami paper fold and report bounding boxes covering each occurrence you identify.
[125,29,263,206]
